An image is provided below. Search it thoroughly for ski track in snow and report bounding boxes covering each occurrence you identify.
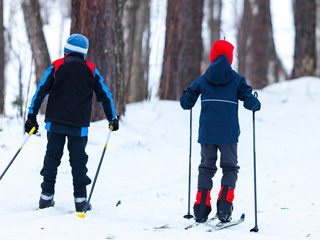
[0,78,320,239]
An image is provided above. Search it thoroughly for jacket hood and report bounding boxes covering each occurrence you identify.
[204,55,237,85]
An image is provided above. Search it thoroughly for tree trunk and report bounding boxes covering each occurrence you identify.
[209,0,222,44]
[123,0,150,103]
[71,0,125,120]
[202,0,222,72]
[251,0,282,89]
[22,0,51,114]
[237,0,252,79]
[292,0,316,78]
[0,0,4,115]
[251,0,271,88]
[128,0,149,103]
[123,0,138,103]
[237,0,286,88]
[159,0,203,100]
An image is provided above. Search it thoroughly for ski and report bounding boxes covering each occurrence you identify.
[185,215,218,230]
[207,213,245,232]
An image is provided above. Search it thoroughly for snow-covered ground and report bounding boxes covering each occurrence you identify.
[0,77,319,240]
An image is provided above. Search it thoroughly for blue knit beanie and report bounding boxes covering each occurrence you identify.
[64,34,89,58]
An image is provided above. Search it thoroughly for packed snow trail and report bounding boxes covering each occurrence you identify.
[0,78,319,240]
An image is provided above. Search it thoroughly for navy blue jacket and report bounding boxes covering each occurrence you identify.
[180,55,260,145]
[29,53,116,129]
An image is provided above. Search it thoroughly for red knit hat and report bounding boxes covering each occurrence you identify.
[210,38,234,64]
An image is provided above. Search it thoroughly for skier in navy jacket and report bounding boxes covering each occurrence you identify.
[180,39,260,223]
[24,34,119,212]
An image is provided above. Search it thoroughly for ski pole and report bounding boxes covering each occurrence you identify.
[250,92,259,232]
[0,127,36,181]
[184,109,193,219]
[77,126,113,218]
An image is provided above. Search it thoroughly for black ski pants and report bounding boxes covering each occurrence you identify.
[198,143,239,190]
[40,132,91,198]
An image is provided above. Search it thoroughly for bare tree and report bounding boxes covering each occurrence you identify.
[159,0,203,100]
[12,61,23,117]
[251,0,274,88]
[22,0,51,114]
[0,0,4,115]
[209,0,222,44]
[71,0,125,120]
[123,0,150,103]
[237,0,285,89]
[123,0,138,103]
[237,0,252,78]
[202,0,222,71]
[292,0,316,78]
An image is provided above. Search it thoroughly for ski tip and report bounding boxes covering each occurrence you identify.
[240,213,245,220]
[76,212,85,218]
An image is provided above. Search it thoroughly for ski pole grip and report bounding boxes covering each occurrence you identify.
[29,126,36,135]
[254,92,258,98]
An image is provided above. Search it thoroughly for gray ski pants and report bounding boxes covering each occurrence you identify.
[198,143,239,190]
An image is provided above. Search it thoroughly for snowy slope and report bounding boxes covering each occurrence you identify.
[0,77,320,240]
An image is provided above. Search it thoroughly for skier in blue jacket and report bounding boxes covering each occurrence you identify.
[24,34,119,212]
[180,39,260,223]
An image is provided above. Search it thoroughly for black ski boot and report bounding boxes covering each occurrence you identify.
[193,188,212,223]
[217,185,234,222]
[75,197,92,212]
[39,193,55,209]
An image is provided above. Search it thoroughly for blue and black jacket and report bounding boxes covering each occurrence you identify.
[180,55,260,145]
[28,52,116,135]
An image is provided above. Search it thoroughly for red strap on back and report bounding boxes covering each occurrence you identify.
[52,58,64,73]
[86,60,95,77]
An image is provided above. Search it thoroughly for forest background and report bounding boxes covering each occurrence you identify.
[0,0,316,123]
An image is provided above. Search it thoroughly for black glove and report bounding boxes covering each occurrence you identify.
[109,117,119,131]
[253,103,261,112]
[24,113,39,134]
[252,92,260,112]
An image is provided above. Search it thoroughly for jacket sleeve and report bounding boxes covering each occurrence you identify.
[180,77,201,110]
[28,65,55,115]
[238,77,260,111]
[93,68,117,121]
